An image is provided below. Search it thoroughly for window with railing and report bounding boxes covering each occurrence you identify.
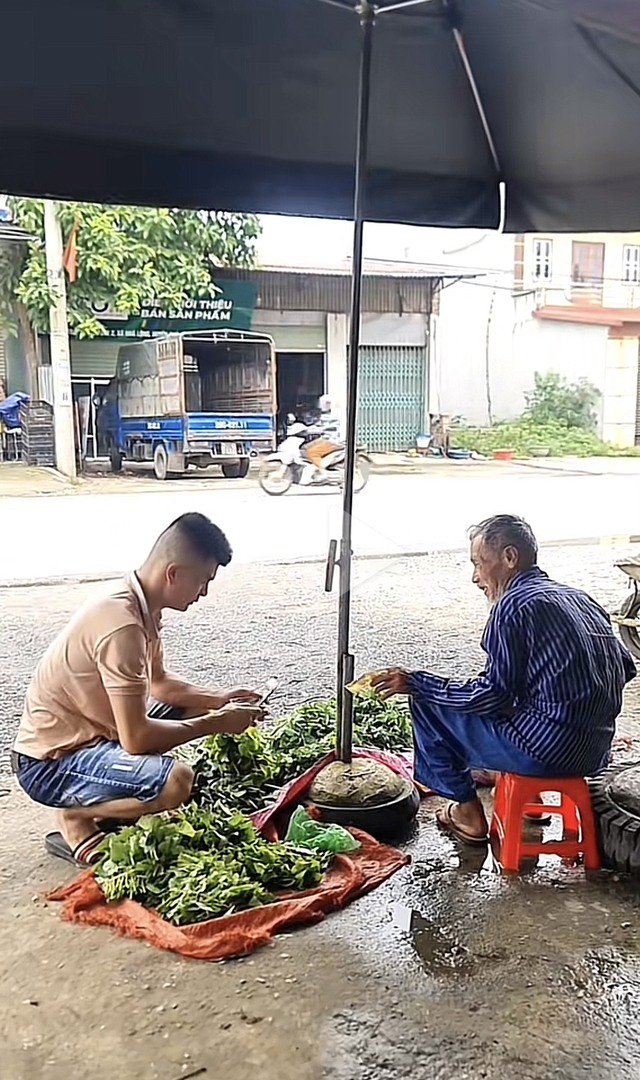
[623,244,640,284]
[532,238,553,282]
[571,241,604,304]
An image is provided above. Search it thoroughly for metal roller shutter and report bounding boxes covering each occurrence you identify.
[252,323,325,352]
[70,338,120,378]
[356,344,427,452]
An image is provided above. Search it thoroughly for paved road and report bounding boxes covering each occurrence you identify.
[1,468,640,584]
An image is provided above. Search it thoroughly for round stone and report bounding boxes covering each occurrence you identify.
[309,758,409,808]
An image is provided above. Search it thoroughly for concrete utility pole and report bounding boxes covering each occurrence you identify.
[43,200,76,479]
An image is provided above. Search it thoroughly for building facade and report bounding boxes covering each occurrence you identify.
[514,232,640,446]
[33,265,438,457]
[435,232,640,446]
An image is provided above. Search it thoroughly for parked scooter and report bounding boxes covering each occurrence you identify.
[258,415,371,496]
[611,558,640,659]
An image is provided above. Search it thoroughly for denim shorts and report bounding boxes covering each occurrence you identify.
[11,741,176,809]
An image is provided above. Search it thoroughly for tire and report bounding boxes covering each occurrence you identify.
[589,761,640,874]
[353,453,371,494]
[619,594,640,660]
[258,458,293,496]
[221,459,250,480]
[153,444,169,481]
[109,444,123,474]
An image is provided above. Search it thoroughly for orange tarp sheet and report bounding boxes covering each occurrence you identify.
[48,828,409,961]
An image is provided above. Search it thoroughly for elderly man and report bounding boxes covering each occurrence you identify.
[12,512,264,867]
[373,514,636,844]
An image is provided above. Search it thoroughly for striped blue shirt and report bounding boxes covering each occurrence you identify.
[408,567,636,773]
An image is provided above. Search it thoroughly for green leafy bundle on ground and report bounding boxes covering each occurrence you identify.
[190,694,413,815]
[95,803,330,926]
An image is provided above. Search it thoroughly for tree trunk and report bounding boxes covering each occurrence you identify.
[15,302,38,398]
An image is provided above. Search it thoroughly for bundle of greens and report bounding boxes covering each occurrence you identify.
[190,727,283,814]
[190,693,412,816]
[95,802,330,926]
[270,694,413,763]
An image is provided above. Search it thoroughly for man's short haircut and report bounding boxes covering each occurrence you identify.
[469,514,538,567]
[152,512,232,566]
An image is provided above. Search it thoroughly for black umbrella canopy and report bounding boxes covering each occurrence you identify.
[2,0,640,231]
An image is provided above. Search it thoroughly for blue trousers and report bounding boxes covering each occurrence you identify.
[411,698,562,803]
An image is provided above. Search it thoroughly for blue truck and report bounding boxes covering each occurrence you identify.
[98,329,276,480]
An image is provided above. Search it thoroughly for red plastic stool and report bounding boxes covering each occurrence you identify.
[490,773,601,872]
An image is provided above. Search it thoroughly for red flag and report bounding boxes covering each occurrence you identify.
[62,222,79,283]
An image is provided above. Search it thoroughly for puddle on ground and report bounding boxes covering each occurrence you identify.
[392,903,474,973]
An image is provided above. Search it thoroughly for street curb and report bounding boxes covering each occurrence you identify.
[1,533,638,590]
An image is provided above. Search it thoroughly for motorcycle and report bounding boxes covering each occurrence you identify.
[611,558,640,659]
[259,417,371,496]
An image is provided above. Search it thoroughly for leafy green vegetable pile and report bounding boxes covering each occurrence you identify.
[94,695,411,926]
[95,802,330,926]
[190,693,413,816]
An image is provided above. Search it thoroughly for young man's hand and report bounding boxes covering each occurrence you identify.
[206,702,265,735]
[221,688,262,706]
[371,668,411,699]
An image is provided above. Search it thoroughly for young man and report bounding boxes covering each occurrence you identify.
[373,514,636,845]
[12,512,264,866]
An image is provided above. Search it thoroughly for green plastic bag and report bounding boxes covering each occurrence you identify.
[284,806,361,854]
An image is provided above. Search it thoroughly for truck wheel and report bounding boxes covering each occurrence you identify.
[589,761,640,874]
[109,445,123,474]
[153,444,169,481]
[221,460,250,479]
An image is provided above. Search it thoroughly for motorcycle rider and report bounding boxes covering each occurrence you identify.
[303,395,342,478]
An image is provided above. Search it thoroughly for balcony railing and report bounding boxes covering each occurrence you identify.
[532,282,640,310]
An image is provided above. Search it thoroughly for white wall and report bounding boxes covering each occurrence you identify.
[512,313,609,433]
[603,337,639,446]
[428,233,520,426]
[326,314,347,426]
[435,276,519,425]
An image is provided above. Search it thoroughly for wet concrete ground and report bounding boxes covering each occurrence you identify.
[2,546,640,1079]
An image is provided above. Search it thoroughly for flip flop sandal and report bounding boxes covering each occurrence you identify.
[45,831,106,868]
[436,802,488,846]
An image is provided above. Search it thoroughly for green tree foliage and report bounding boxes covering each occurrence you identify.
[524,371,601,432]
[0,199,260,341]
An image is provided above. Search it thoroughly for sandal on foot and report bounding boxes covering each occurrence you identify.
[436,802,488,845]
[45,831,106,868]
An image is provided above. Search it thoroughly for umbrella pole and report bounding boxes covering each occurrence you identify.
[336,1,375,764]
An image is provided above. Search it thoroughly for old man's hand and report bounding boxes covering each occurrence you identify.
[371,668,411,699]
